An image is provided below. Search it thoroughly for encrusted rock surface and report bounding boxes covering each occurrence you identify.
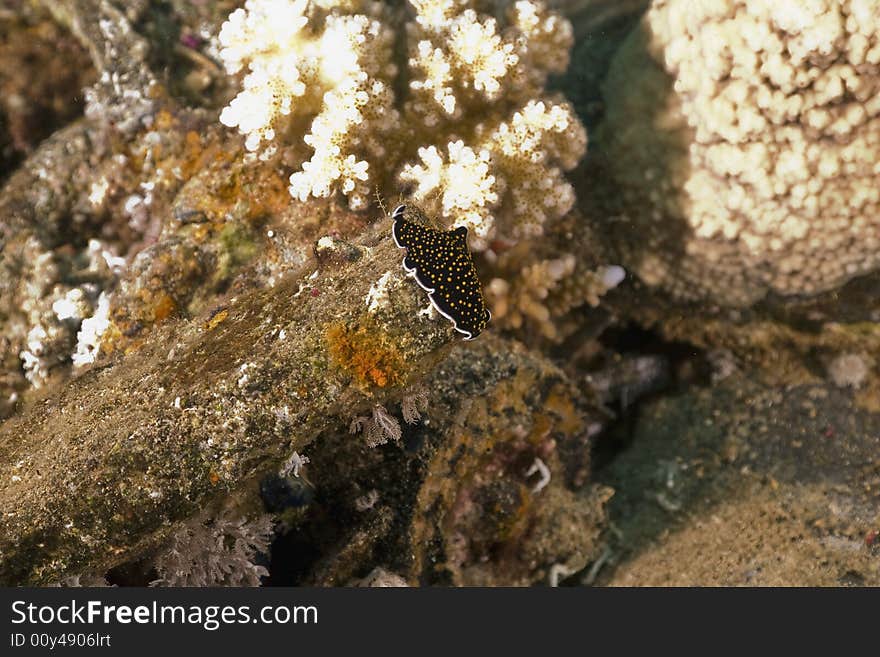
[0,228,455,584]
[281,336,610,586]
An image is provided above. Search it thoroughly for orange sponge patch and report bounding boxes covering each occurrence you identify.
[325,322,406,390]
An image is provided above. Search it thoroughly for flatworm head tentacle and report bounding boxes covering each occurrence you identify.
[392,204,491,340]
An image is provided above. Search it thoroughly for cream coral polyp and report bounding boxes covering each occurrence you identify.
[599,0,880,307]
[218,0,396,210]
[400,99,585,249]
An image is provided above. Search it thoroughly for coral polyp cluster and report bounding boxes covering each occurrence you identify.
[218,0,398,210]
[400,98,586,249]
[596,0,880,306]
[325,321,406,389]
[404,0,571,122]
[400,0,586,248]
[217,0,586,248]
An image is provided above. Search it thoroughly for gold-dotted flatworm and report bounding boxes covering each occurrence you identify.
[392,204,491,340]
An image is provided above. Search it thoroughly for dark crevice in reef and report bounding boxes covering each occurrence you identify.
[106,560,155,588]
[588,323,710,475]
[135,1,184,94]
[262,426,422,587]
[545,323,712,587]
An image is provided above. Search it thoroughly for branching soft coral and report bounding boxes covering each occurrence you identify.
[406,2,518,123]
[399,0,584,248]
[400,98,585,249]
[405,0,573,124]
[152,508,274,587]
[596,0,880,307]
[350,403,402,447]
[217,0,586,247]
[486,242,624,340]
[218,0,398,210]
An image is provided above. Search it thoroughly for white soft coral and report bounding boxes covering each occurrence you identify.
[218,0,397,209]
[400,98,585,248]
[399,141,499,248]
[217,0,586,246]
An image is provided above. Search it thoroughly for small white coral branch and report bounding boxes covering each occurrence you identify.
[365,271,394,313]
[353,567,409,586]
[399,141,498,248]
[279,450,310,478]
[218,0,397,209]
[509,0,573,79]
[73,292,110,367]
[151,508,274,587]
[350,404,403,447]
[525,456,551,493]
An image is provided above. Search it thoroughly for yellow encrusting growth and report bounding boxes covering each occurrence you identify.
[325,321,406,389]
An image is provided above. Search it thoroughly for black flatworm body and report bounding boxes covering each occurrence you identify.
[392,204,491,340]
